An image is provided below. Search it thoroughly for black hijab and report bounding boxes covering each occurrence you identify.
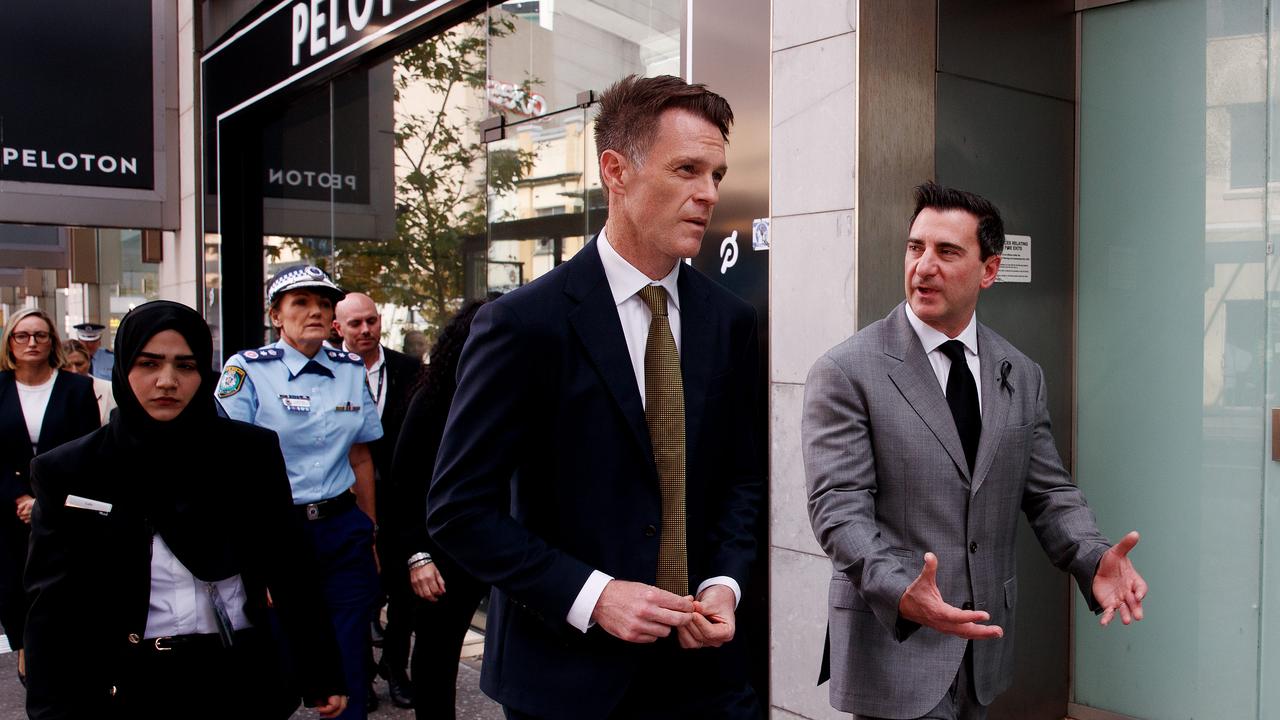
[109,301,235,580]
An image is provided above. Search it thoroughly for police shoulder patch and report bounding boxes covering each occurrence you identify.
[324,348,363,365]
[217,366,247,398]
[239,346,282,363]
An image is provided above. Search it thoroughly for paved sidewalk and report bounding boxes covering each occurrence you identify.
[0,640,502,720]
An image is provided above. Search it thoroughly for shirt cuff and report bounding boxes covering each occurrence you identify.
[566,570,613,633]
[696,576,741,607]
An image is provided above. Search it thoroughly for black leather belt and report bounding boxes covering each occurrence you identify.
[134,629,256,654]
[295,491,356,521]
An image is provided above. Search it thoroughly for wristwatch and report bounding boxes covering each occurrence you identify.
[407,551,433,568]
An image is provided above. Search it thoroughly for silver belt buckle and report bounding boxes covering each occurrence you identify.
[154,637,172,652]
[306,503,320,520]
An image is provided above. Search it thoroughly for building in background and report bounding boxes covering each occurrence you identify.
[6,2,1279,719]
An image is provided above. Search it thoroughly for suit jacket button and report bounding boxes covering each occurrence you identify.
[969,541,978,554]
[110,686,117,697]
[127,633,140,644]
[643,524,657,537]
[962,601,974,610]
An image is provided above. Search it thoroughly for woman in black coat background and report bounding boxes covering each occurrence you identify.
[0,307,98,683]
[390,295,495,720]
[24,301,347,719]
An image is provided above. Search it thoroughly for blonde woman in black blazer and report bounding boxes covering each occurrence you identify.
[0,308,98,683]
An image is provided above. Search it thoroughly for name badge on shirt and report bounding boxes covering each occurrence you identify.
[65,494,112,515]
[334,402,361,412]
[279,394,311,412]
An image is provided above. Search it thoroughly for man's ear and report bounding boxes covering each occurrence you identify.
[979,254,1002,289]
[599,149,628,197]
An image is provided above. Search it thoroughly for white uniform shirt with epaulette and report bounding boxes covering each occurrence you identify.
[215,340,383,503]
[90,347,114,381]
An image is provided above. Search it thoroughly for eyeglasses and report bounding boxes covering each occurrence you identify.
[11,332,52,345]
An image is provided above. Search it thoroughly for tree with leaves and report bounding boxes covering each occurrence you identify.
[334,14,534,341]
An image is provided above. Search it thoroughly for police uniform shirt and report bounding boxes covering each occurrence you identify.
[90,347,114,381]
[215,340,383,504]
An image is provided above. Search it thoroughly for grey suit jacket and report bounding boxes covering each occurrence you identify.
[803,302,1110,718]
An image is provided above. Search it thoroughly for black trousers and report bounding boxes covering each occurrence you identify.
[409,551,488,719]
[0,513,29,652]
[110,629,296,719]
[503,634,762,720]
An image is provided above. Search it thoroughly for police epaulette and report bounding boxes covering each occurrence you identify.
[325,348,364,365]
[238,347,283,362]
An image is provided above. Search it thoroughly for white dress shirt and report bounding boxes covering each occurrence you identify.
[565,230,740,633]
[144,534,251,638]
[904,304,983,413]
[345,343,387,418]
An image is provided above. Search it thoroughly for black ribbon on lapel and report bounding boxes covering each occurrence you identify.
[999,359,1013,394]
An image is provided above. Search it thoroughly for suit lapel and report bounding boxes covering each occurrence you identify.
[565,240,656,467]
[884,304,971,481]
[0,374,34,464]
[678,268,713,468]
[971,324,1011,495]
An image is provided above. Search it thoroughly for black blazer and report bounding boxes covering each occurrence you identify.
[426,238,765,718]
[389,369,448,564]
[23,420,345,719]
[0,370,99,501]
[369,347,422,517]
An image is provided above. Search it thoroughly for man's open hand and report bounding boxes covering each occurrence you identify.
[1092,531,1147,626]
[898,552,1003,640]
[591,580,695,643]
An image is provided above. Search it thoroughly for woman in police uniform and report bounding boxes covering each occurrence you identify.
[216,265,382,720]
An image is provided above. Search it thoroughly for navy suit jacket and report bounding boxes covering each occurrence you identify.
[427,238,764,718]
[0,370,99,502]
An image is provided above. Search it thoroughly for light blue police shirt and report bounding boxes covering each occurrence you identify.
[215,339,383,504]
[90,347,114,381]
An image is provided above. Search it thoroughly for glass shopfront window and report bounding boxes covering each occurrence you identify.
[1075,0,1280,717]
[206,0,685,358]
[0,223,159,351]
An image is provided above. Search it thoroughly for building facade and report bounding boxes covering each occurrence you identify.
[2,1,1278,719]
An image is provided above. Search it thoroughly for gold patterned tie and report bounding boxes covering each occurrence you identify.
[638,285,688,596]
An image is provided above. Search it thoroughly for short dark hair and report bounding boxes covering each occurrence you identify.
[910,181,1005,259]
[593,74,733,166]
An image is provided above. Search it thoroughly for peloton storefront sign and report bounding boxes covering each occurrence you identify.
[1,148,141,178]
[0,0,154,191]
[267,168,358,191]
[288,0,454,68]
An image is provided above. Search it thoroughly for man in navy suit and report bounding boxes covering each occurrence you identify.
[426,74,764,719]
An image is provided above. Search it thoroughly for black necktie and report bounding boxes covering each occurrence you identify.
[939,340,980,472]
[297,360,334,378]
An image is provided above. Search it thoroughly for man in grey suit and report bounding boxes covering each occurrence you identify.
[803,182,1147,720]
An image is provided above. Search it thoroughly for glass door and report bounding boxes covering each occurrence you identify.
[1075,0,1275,717]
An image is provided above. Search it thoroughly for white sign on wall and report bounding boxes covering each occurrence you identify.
[995,234,1031,283]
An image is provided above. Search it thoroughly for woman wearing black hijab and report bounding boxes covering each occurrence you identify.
[23,301,348,719]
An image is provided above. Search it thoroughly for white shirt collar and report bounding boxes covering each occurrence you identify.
[598,228,681,311]
[904,303,978,356]
[343,342,384,372]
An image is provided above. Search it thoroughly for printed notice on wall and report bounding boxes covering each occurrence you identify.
[995,235,1031,283]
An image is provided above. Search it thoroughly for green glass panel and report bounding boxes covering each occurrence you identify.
[1077,0,1267,717]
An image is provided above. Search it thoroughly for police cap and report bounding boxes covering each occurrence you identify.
[266,264,346,306]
